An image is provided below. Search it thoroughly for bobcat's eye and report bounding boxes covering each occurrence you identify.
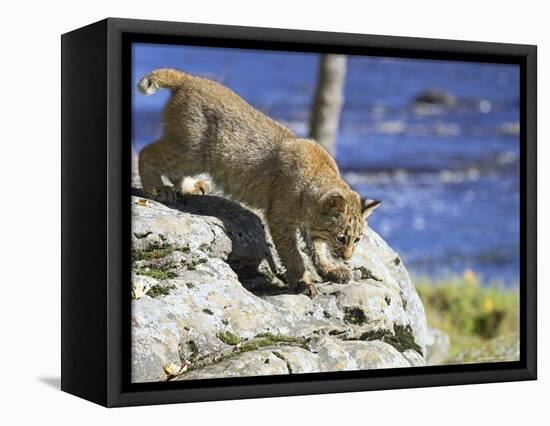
[354,237,361,244]
[336,234,346,244]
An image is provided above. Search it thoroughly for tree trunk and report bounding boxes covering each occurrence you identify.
[132,144,141,188]
[309,54,347,156]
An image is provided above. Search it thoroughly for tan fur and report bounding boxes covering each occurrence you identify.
[138,68,380,296]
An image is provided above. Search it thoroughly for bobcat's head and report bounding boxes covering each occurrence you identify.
[310,189,380,261]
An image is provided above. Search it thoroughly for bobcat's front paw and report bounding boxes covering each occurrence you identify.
[298,280,318,298]
[289,272,318,298]
[325,266,352,284]
[150,186,180,203]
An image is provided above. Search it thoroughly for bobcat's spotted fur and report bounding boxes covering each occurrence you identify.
[137,68,380,296]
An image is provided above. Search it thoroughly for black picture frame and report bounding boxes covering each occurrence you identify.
[61,17,537,407]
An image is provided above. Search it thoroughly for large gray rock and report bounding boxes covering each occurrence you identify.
[130,193,428,383]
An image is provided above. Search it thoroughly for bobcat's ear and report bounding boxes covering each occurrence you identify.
[322,191,346,214]
[362,199,381,218]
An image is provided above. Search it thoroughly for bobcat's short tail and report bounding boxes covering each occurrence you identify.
[137,68,188,95]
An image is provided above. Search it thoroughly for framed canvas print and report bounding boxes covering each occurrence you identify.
[61,18,537,407]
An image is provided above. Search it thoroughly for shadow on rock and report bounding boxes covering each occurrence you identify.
[131,188,292,296]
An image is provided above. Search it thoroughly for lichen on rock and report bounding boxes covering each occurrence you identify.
[130,192,428,383]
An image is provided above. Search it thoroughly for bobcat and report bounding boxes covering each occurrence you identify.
[137,68,380,296]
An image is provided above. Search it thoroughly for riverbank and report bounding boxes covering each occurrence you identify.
[416,270,519,364]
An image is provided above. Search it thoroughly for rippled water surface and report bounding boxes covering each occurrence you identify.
[132,44,520,286]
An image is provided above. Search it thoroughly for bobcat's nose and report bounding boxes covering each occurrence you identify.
[342,248,353,261]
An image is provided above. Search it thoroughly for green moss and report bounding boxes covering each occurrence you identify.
[255,332,305,344]
[146,283,176,298]
[187,340,199,360]
[344,307,367,325]
[392,324,422,354]
[354,266,382,282]
[131,240,190,262]
[166,333,308,381]
[184,257,207,271]
[239,333,308,352]
[136,268,178,281]
[185,259,200,270]
[221,319,229,326]
[131,242,176,262]
[136,265,177,281]
[218,331,241,346]
[135,259,178,281]
[359,324,422,355]
[202,308,214,315]
[185,282,195,289]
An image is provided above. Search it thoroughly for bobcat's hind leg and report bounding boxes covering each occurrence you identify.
[139,141,180,203]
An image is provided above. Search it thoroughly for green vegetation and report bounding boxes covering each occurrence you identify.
[359,324,423,355]
[186,340,199,360]
[136,268,177,281]
[166,333,309,380]
[132,243,176,262]
[131,242,190,262]
[146,283,177,298]
[416,271,519,363]
[218,331,241,346]
[131,240,190,281]
[135,262,178,281]
[238,333,308,352]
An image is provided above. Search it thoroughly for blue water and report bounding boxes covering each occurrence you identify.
[132,43,520,286]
